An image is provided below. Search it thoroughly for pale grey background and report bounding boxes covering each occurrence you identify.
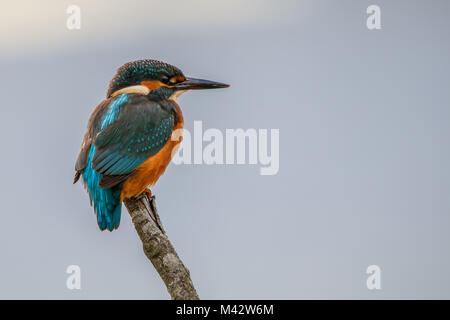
[1,0,449,299]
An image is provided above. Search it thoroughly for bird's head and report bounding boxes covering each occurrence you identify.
[107,59,229,100]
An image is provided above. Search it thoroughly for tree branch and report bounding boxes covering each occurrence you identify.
[123,193,199,300]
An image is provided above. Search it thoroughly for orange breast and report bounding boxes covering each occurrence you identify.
[120,120,184,201]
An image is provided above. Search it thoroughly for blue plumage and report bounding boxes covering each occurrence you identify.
[106,60,183,98]
[82,145,121,230]
[80,94,128,230]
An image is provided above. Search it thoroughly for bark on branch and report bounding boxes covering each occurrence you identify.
[123,193,199,300]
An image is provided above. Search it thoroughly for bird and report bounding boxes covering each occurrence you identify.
[74,59,229,231]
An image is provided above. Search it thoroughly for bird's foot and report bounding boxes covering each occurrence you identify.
[144,188,152,199]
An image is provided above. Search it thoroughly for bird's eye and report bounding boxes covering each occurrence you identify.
[160,76,170,84]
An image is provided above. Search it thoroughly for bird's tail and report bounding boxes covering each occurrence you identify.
[82,145,122,231]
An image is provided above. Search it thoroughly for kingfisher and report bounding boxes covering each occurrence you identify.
[74,59,229,231]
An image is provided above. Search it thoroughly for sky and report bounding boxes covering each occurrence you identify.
[0,0,450,299]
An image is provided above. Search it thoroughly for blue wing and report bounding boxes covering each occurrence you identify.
[92,94,174,187]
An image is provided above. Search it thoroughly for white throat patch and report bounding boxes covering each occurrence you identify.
[170,90,188,102]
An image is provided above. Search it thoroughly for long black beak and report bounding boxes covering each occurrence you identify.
[175,77,230,90]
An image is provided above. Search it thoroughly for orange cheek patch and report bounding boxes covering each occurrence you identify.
[141,80,168,91]
[171,75,185,83]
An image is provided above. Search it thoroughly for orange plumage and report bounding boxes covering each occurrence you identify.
[120,113,183,201]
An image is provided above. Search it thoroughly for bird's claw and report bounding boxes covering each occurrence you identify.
[144,189,152,199]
